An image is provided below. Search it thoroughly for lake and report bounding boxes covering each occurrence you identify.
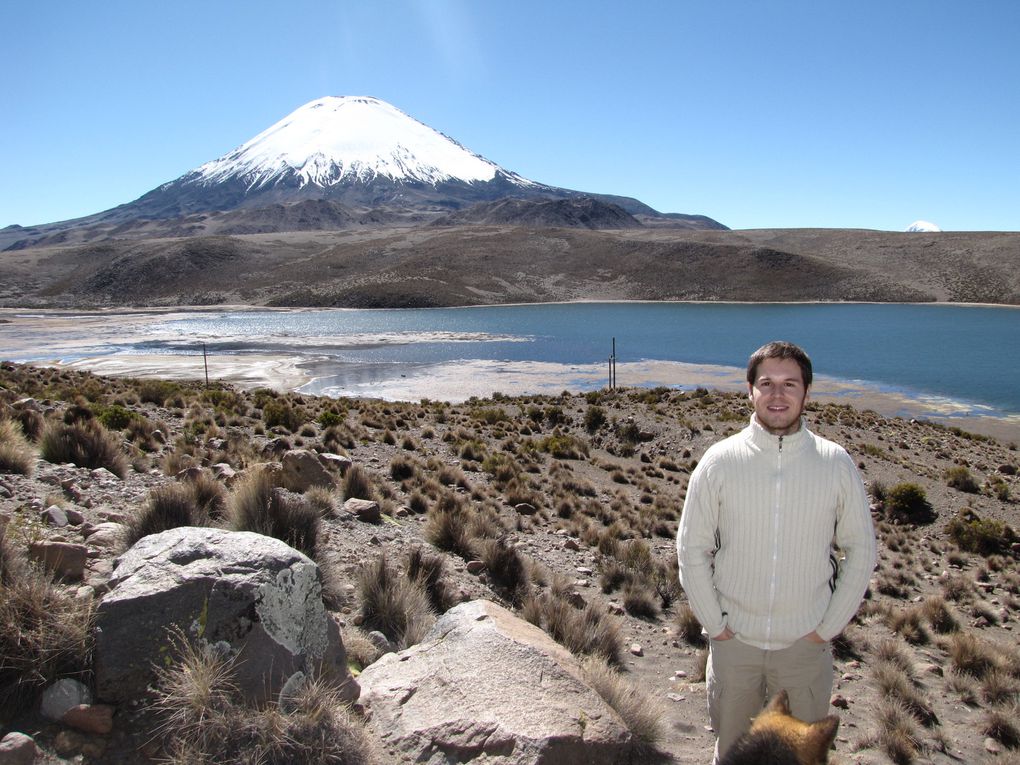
[3,302,1018,428]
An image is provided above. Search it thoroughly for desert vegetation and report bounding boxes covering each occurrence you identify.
[1,359,1019,764]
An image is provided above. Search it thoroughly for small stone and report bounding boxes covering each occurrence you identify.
[563,538,580,551]
[514,502,537,515]
[53,729,84,756]
[575,567,593,575]
[65,507,85,525]
[674,670,688,679]
[630,643,643,657]
[830,694,849,709]
[666,693,686,702]
[466,560,486,575]
[985,737,1003,754]
[0,732,40,765]
[62,704,115,735]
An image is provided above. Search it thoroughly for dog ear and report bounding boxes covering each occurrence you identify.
[803,715,840,762]
[764,689,791,715]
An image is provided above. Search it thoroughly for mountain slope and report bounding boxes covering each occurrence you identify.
[0,96,725,250]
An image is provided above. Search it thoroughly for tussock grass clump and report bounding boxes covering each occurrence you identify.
[580,655,663,746]
[862,699,923,765]
[425,492,477,559]
[228,471,320,560]
[0,530,95,717]
[950,632,1000,679]
[872,662,939,727]
[356,555,435,649]
[124,483,211,549]
[0,417,34,475]
[675,602,706,647]
[919,595,960,633]
[476,536,531,606]
[342,464,374,501]
[525,591,622,666]
[40,418,128,477]
[153,637,378,765]
[406,545,452,613]
[984,709,1020,750]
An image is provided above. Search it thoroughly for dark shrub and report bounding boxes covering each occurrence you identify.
[947,509,1016,557]
[945,466,980,493]
[884,483,935,524]
[40,420,127,477]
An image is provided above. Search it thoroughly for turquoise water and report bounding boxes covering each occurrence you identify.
[138,303,1020,416]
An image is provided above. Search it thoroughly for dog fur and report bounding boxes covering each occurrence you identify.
[719,689,840,765]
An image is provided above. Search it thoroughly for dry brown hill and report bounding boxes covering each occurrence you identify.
[1,226,1018,308]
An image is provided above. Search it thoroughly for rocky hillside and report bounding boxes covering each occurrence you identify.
[1,362,1019,764]
[2,227,1018,308]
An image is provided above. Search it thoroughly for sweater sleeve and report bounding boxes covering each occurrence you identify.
[676,458,727,638]
[815,452,877,640]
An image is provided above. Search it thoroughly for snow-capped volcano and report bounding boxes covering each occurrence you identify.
[121,95,597,219]
[192,96,537,191]
[1,95,726,248]
[906,220,942,232]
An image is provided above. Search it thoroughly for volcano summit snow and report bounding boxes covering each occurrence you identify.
[193,96,537,191]
[121,95,653,220]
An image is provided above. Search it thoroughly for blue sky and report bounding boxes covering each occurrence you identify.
[2,1,1018,231]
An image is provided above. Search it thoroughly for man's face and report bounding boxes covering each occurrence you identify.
[748,357,809,436]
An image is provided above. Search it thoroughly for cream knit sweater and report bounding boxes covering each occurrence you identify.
[677,416,876,650]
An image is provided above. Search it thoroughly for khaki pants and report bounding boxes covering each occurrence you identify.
[707,636,834,762]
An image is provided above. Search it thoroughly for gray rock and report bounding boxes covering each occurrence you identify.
[41,679,93,721]
[358,600,633,764]
[94,527,358,706]
[282,449,336,492]
[41,505,69,527]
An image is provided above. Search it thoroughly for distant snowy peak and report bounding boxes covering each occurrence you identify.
[906,220,941,232]
[190,96,538,191]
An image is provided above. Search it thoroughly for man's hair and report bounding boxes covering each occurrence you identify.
[746,341,813,387]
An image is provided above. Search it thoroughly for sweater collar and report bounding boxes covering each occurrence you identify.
[747,414,809,451]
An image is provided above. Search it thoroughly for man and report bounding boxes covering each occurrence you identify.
[676,341,876,763]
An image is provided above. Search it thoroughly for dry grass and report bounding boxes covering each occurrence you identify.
[674,603,706,647]
[0,417,34,475]
[524,591,622,666]
[356,555,435,649]
[123,483,211,550]
[152,636,378,765]
[580,655,663,746]
[39,418,128,477]
[0,530,95,717]
[227,470,320,560]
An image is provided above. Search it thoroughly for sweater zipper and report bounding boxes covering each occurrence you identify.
[766,435,783,644]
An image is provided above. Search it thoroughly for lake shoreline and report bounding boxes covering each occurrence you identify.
[4,303,1019,444]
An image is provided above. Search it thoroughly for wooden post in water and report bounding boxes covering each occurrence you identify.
[202,342,209,388]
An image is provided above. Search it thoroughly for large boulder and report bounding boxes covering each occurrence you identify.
[281,449,336,492]
[357,600,633,764]
[93,527,357,705]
